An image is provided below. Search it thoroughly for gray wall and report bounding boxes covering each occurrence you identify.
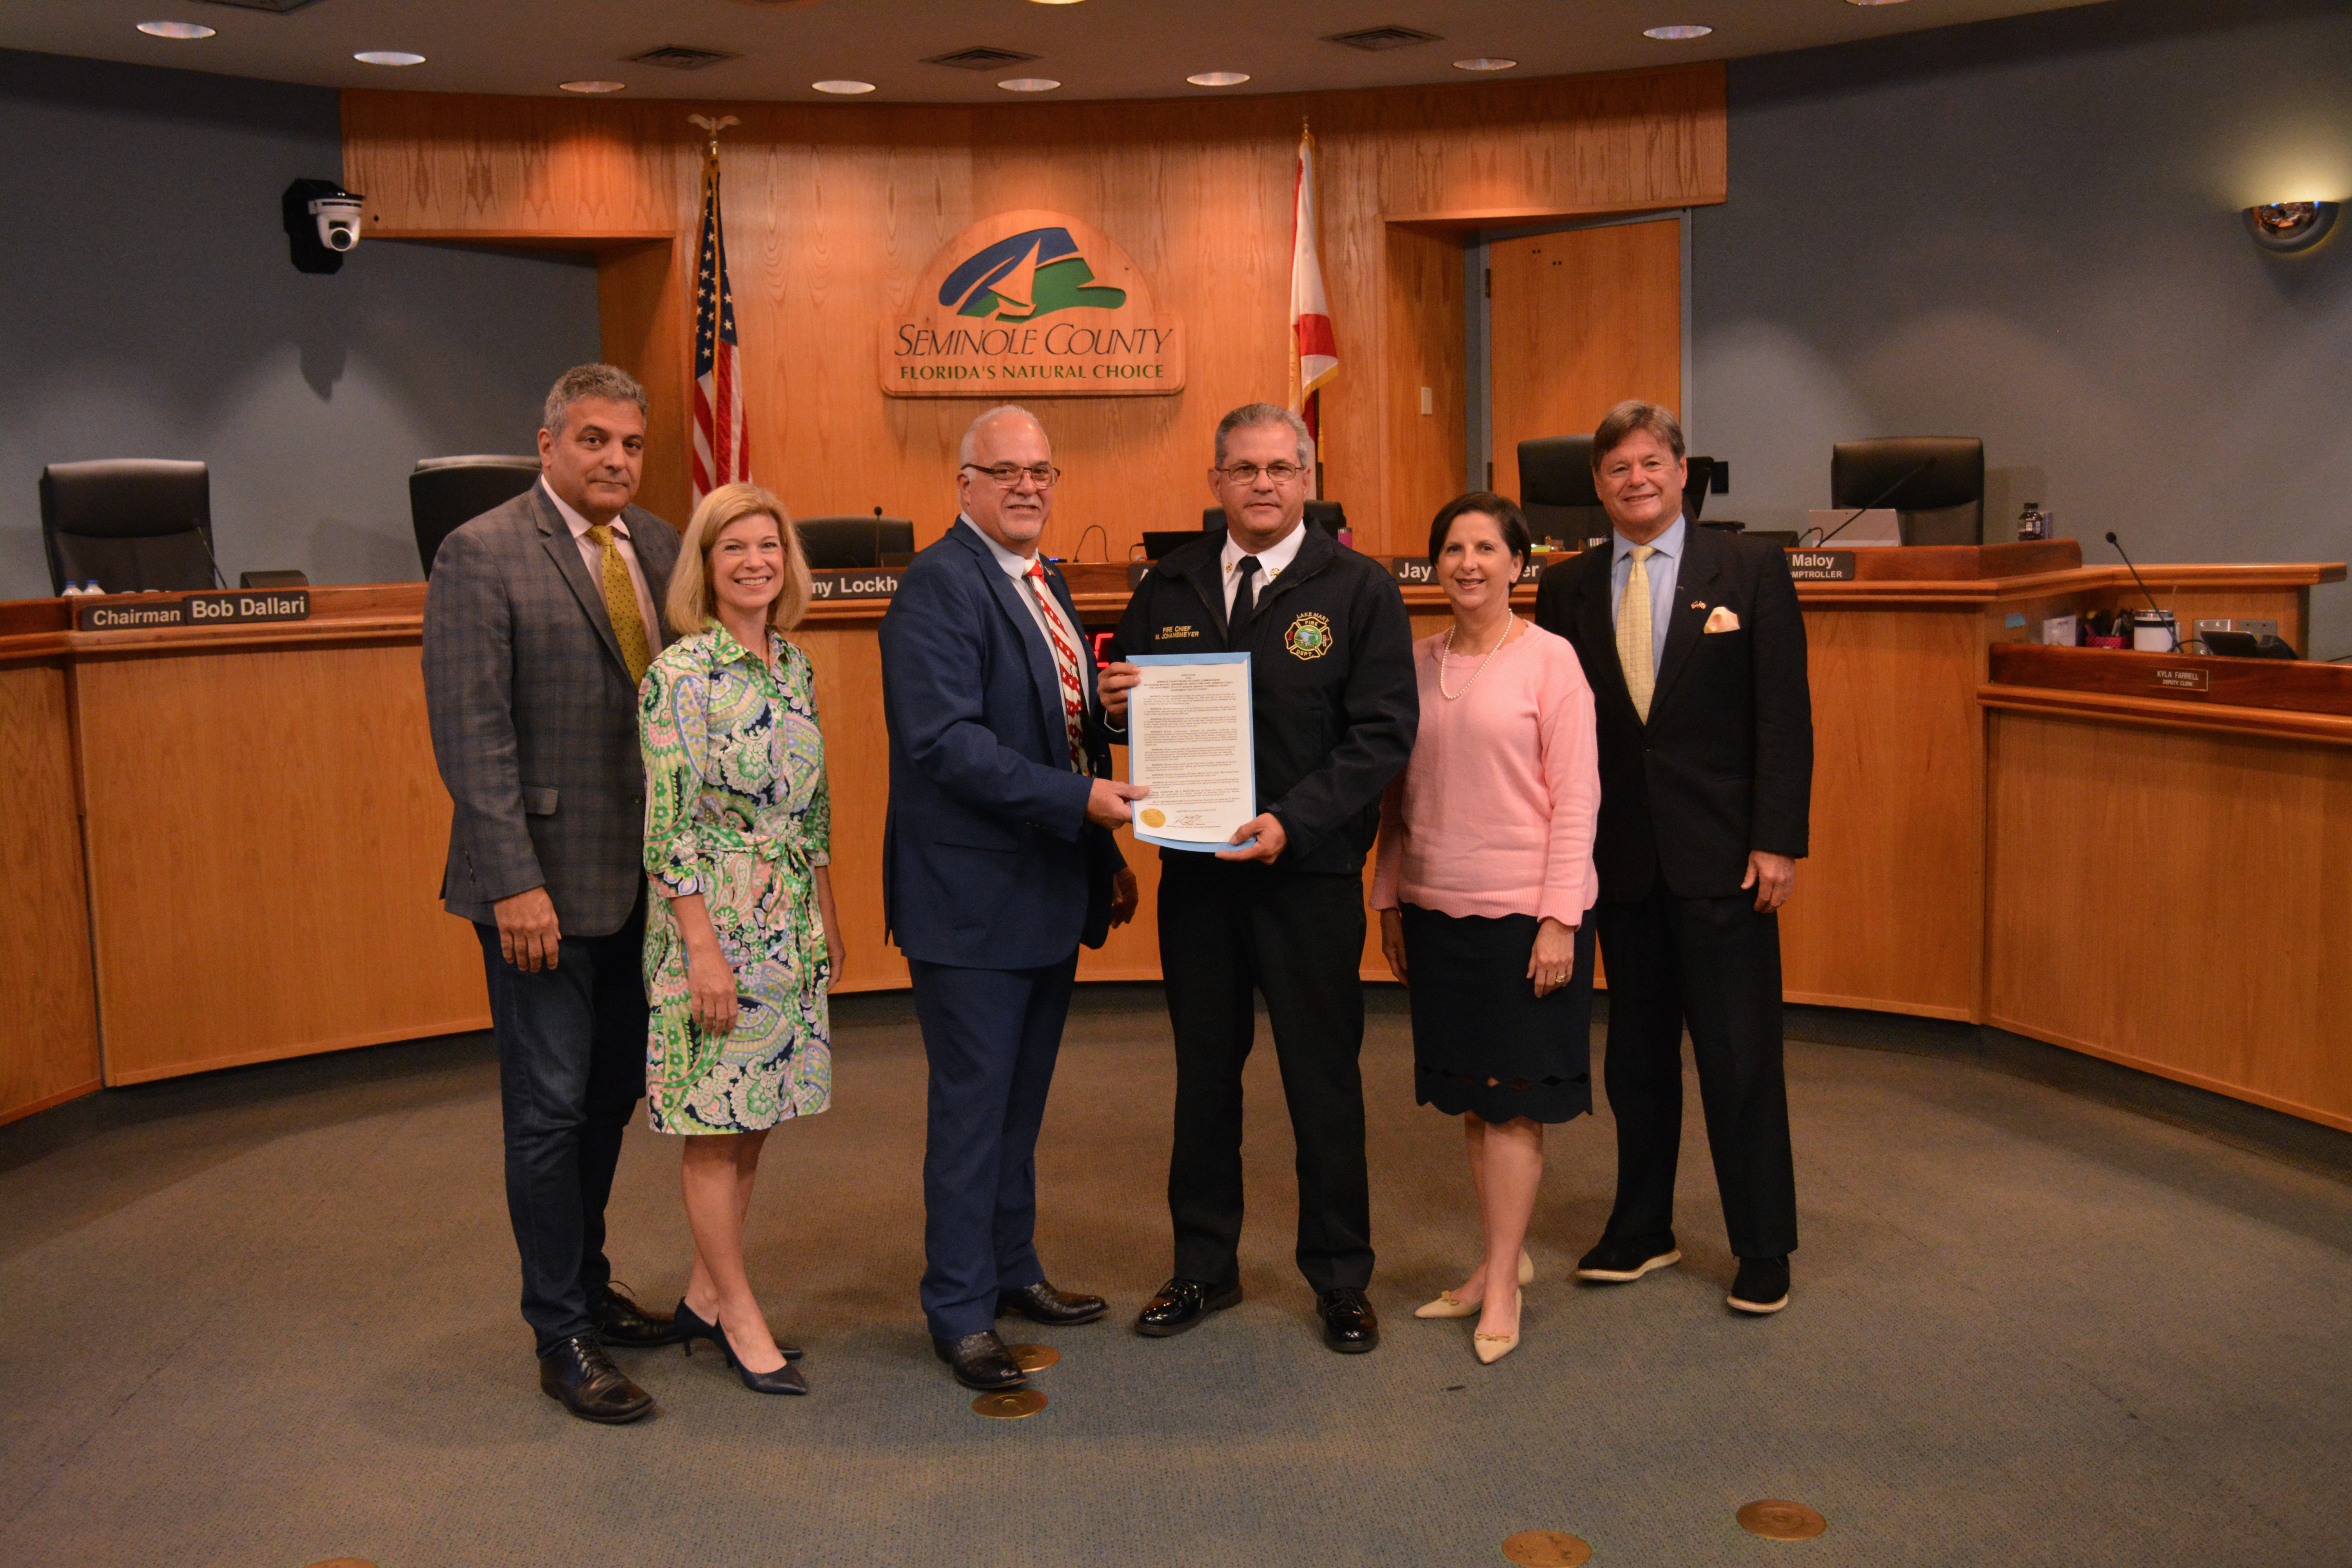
[1693,0,2352,657]
[0,51,599,597]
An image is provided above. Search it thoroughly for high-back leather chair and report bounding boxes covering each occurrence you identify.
[794,516,916,569]
[40,459,218,595]
[1831,437,1984,545]
[409,456,543,576]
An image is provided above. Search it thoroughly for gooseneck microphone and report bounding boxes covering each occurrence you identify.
[2105,530,2178,652]
[193,526,230,591]
[1804,459,1934,547]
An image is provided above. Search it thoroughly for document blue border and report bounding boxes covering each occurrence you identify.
[1125,652,1256,853]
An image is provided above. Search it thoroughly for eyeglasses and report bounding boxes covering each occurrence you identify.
[960,462,1061,489]
[1214,461,1308,486]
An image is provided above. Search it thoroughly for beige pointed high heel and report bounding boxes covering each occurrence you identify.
[1416,1250,1534,1319]
[1474,1286,1522,1365]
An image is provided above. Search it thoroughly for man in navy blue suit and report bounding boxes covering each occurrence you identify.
[878,404,1144,1392]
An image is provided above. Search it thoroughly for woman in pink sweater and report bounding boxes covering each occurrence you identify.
[1373,492,1600,1365]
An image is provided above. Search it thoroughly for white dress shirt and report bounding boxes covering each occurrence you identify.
[961,517,1090,701]
[1219,518,1308,615]
[543,477,660,640]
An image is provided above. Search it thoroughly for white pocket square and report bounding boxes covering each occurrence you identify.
[1703,606,1741,633]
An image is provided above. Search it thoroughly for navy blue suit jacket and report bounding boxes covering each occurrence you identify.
[878,521,1125,970]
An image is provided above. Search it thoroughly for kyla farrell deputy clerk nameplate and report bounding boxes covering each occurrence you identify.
[1125,653,1257,853]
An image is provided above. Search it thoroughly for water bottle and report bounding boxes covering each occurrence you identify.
[2016,503,2048,542]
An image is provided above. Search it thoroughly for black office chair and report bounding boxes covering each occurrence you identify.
[409,457,542,577]
[1831,437,1984,545]
[1198,499,1348,539]
[40,459,218,595]
[795,516,915,569]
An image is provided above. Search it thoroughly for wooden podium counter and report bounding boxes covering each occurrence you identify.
[2,546,2342,1130]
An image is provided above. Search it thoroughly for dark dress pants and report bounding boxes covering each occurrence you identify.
[474,891,649,1357]
[1159,859,1372,1293]
[1592,882,1798,1259]
[909,951,1080,1340]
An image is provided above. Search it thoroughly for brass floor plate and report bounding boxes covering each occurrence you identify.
[1006,1343,1060,1372]
[1737,1500,1828,1541]
[971,1388,1047,1419]
[1500,1529,1592,1566]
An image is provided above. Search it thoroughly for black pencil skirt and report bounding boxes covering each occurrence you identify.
[1400,904,1595,1125]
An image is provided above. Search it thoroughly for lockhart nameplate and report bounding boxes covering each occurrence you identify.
[806,568,900,602]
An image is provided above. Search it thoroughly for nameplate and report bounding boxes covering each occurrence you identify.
[2152,667,2211,693]
[806,568,900,602]
[74,590,310,631]
[1387,557,1539,586]
[1785,550,1857,582]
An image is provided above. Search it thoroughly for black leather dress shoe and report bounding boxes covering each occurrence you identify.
[594,1285,684,1348]
[1316,1288,1379,1354]
[933,1330,1027,1391]
[996,1280,1109,1325]
[539,1334,654,1424]
[1134,1277,1243,1338]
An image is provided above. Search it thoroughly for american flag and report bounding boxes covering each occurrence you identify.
[1288,123,1338,497]
[691,142,747,504]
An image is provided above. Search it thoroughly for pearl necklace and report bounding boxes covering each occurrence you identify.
[1438,615,1515,701]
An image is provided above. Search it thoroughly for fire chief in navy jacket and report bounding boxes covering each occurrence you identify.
[878,404,1143,1394]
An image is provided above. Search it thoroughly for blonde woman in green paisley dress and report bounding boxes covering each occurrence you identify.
[640,481,843,1396]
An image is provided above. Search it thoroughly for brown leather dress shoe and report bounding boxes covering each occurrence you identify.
[593,1285,684,1348]
[995,1280,1109,1325]
[539,1334,654,1423]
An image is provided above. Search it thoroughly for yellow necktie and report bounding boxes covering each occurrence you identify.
[1617,544,1657,722]
[586,523,651,684]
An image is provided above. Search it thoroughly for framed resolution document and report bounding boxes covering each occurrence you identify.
[1125,653,1258,852]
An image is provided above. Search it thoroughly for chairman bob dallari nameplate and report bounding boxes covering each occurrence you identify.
[74,589,311,632]
[881,210,1185,397]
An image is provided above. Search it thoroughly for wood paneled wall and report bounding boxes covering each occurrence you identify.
[343,68,1725,559]
[0,661,101,1124]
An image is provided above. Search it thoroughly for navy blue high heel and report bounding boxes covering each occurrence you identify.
[676,1299,808,1394]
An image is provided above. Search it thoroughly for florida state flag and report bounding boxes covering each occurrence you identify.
[1287,124,1338,494]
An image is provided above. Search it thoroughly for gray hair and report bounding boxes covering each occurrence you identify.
[959,403,1048,466]
[1214,402,1312,469]
[543,363,649,438]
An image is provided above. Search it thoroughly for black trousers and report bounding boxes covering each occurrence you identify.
[1158,859,1372,1293]
[1592,882,1798,1259]
[908,952,1078,1339]
[474,891,648,1356]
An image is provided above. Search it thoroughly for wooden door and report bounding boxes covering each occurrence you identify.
[1488,220,1682,500]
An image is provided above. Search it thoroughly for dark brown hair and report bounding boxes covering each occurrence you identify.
[1426,491,1531,568]
[1590,399,1686,468]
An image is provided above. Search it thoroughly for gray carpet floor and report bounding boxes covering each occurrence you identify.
[2,987,2348,1568]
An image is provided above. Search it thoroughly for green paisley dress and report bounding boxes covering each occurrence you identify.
[639,625,833,1135]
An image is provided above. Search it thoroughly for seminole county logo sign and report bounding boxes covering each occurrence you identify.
[881,210,1185,397]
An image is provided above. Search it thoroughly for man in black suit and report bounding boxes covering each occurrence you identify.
[1532,400,1812,1315]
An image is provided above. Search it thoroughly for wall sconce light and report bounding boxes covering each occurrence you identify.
[2243,201,2339,254]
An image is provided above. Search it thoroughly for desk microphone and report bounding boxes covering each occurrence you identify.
[2105,530,2178,652]
[194,525,230,591]
[1803,459,1934,547]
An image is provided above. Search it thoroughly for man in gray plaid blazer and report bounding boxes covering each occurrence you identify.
[423,364,682,1425]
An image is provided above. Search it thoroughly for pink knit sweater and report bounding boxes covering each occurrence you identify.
[1370,622,1601,927]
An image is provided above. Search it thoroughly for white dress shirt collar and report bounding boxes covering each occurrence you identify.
[541,476,632,541]
[960,514,1040,579]
[1220,517,1308,582]
[1612,513,1686,567]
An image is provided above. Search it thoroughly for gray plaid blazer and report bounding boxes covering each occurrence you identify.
[422,482,680,938]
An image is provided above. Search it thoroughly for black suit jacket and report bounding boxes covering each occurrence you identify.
[1533,524,1812,903]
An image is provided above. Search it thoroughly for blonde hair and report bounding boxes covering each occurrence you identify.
[665,481,813,636]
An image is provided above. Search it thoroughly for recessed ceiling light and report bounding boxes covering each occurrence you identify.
[136,21,214,40]
[1030,0,1088,5]
[813,79,877,94]
[354,51,426,67]
[1642,25,1713,41]
[1186,71,1249,87]
[1454,58,1517,72]
[560,80,626,93]
[1846,1,1912,5]
[998,78,1061,92]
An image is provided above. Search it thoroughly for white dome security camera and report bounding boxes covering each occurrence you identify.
[308,194,365,252]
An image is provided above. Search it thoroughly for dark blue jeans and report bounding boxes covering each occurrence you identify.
[909,952,1080,1340]
[475,895,648,1356]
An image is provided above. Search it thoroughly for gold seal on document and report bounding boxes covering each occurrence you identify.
[1500,1531,1591,1566]
[1139,808,1167,828]
[1006,1343,1061,1371]
[1285,612,1333,660]
[1736,1501,1827,1540]
[972,1389,1047,1419]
